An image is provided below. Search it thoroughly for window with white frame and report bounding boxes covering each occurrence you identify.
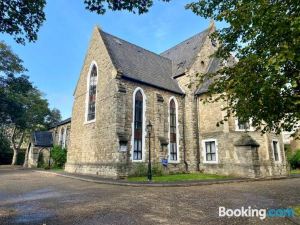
[169,98,179,162]
[272,140,281,162]
[86,65,97,122]
[133,89,144,161]
[202,139,218,163]
[235,118,254,131]
[238,120,250,130]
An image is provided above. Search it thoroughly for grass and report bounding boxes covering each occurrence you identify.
[291,169,300,174]
[127,173,231,182]
[47,168,64,172]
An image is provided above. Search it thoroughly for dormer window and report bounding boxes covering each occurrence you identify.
[238,120,250,130]
[235,118,255,131]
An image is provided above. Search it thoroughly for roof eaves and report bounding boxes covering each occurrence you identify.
[121,75,185,95]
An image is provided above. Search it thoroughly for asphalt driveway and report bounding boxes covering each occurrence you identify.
[0,167,299,225]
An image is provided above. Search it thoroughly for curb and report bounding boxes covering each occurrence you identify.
[33,170,300,187]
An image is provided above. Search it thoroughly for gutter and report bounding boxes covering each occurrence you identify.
[120,74,185,96]
[195,96,201,171]
[182,96,188,171]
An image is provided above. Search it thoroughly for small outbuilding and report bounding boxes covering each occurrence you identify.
[27,131,53,168]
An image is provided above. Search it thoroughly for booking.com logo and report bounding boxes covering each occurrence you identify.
[219,206,299,220]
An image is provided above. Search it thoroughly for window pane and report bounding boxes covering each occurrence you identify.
[133,91,143,160]
[169,99,178,161]
[87,65,97,121]
[212,154,216,161]
[205,141,216,162]
[273,141,279,161]
[238,119,250,130]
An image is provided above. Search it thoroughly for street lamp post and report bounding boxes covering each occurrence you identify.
[147,121,153,181]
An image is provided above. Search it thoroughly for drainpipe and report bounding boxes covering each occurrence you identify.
[195,95,201,171]
[182,96,188,171]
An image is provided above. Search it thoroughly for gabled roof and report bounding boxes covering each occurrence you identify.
[195,55,236,95]
[235,134,260,147]
[160,28,210,77]
[99,29,184,94]
[32,131,53,147]
[195,57,222,95]
[49,117,71,129]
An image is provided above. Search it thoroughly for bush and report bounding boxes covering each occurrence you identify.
[152,163,165,176]
[288,150,300,169]
[51,145,67,169]
[128,163,148,177]
[37,152,47,168]
[0,132,12,164]
[129,163,166,177]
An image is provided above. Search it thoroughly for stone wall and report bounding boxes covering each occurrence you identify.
[175,25,217,171]
[197,95,288,178]
[28,146,51,168]
[50,123,71,149]
[65,25,289,179]
[65,27,120,177]
[290,130,300,153]
[115,79,185,176]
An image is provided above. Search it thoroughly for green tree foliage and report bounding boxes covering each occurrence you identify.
[185,0,300,134]
[0,42,26,76]
[0,74,51,164]
[288,150,300,169]
[84,0,170,15]
[0,0,46,44]
[50,145,67,169]
[46,108,62,129]
[0,73,62,165]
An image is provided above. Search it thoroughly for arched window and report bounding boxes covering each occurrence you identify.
[87,65,97,121]
[60,127,65,147]
[169,98,178,161]
[133,90,144,160]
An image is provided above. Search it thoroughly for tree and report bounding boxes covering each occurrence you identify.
[45,108,62,129]
[185,0,300,134]
[0,0,46,44]
[0,41,26,76]
[84,0,170,14]
[0,75,51,165]
[1,0,167,45]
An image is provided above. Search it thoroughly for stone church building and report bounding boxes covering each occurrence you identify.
[65,23,288,178]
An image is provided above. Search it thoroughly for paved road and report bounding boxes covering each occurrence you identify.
[0,168,299,225]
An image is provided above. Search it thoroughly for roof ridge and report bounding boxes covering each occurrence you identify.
[160,28,210,55]
[100,30,172,63]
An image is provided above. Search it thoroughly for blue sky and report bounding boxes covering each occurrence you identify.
[1,0,224,119]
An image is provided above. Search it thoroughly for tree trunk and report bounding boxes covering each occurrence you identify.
[10,128,25,166]
[11,148,18,165]
[23,143,30,167]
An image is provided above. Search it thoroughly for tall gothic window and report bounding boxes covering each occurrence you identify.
[272,140,280,162]
[133,90,143,160]
[60,128,65,147]
[87,65,97,121]
[169,99,178,161]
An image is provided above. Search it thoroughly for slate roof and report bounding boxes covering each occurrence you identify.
[32,131,53,147]
[49,117,71,129]
[195,55,236,95]
[195,57,222,95]
[160,28,210,77]
[99,30,184,94]
[234,134,260,147]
